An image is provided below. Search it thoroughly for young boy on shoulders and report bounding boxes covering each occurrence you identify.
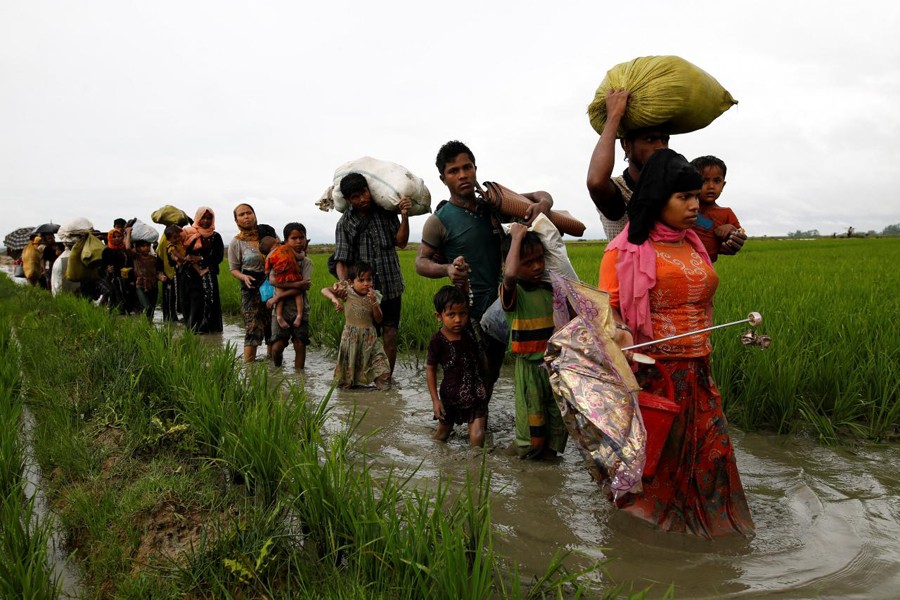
[501,223,567,460]
[690,155,745,262]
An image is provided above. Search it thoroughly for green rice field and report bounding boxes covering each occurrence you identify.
[2,236,897,597]
[0,277,608,598]
[221,237,900,443]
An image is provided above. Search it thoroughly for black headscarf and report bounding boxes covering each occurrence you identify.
[626,149,702,244]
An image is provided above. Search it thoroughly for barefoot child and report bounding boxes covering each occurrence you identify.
[426,286,488,447]
[259,236,305,330]
[501,223,567,460]
[321,261,391,389]
[690,155,745,262]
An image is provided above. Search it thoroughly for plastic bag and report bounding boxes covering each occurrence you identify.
[259,280,275,303]
[588,55,737,136]
[316,157,431,216]
[130,220,160,243]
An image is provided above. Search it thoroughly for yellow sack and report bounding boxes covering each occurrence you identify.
[151,205,191,226]
[80,233,105,268]
[65,237,100,282]
[157,234,174,278]
[588,56,737,137]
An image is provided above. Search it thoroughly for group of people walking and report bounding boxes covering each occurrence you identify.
[321,128,751,539]
[21,208,225,334]
[13,90,755,539]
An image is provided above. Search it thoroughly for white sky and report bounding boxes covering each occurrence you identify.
[2,0,899,243]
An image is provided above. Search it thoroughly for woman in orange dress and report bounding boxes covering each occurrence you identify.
[599,148,753,538]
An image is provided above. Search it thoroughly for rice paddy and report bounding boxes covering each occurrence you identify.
[2,235,897,597]
[221,236,900,442]
[0,277,610,598]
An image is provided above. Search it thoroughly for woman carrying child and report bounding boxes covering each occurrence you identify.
[176,208,224,333]
[259,236,305,331]
[600,148,753,537]
[426,285,489,447]
[321,261,391,389]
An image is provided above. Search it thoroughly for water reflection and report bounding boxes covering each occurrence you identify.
[170,312,900,598]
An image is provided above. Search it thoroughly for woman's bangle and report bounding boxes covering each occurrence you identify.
[615,323,632,335]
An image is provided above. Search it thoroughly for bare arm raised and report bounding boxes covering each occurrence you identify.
[587,90,630,221]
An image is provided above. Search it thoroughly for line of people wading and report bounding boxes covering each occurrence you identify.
[11,116,752,538]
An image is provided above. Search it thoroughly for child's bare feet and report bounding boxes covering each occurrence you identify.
[276,315,289,329]
[292,315,302,328]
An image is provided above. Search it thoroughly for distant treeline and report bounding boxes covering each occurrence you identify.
[787,223,900,238]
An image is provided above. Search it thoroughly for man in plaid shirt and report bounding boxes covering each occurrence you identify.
[333,172,411,374]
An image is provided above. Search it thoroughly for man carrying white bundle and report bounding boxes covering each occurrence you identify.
[332,172,411,375]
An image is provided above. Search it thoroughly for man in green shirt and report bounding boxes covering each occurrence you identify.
[415,140,552,393]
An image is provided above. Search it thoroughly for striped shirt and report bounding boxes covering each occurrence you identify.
[501,283,555,360]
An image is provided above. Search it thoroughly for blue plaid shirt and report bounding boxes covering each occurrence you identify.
[334,206,404,299]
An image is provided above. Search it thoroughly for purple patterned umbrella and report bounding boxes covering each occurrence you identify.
[545,273,647,499]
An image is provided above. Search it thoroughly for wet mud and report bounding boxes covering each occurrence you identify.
[6,260,898,600]
[208,319,900,599]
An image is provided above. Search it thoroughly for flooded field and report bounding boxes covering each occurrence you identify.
[204,319,900,599]
[4,260,898,598]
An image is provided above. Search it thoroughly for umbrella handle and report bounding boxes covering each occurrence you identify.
[623,312,763,351]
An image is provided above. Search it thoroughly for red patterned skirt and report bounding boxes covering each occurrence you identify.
[616,357,754,538]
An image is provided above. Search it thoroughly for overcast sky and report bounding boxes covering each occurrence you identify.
[2,0,899,244]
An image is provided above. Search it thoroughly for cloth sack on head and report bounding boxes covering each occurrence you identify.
[151,205,192,227]
[588,55,737,137]
[501,213,579,283]
[57,217,94,243]
[130,220,160,243]
[316,157,431,216]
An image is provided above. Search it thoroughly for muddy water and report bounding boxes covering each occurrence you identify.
[195,320,900,599]
[4,257,893,600]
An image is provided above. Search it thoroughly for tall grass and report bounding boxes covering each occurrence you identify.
[220,238,900,441]
[0,313,62,598]
[1,277,608,598]
[708,238,900,442]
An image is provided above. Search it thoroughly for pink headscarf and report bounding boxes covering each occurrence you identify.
[606,222,711,344]
[194,207,216,238]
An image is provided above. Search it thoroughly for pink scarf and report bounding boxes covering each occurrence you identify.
[194,207,216,238]
[606,222,711,344]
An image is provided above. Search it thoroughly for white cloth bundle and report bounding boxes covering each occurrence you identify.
[56,217,94,243]
[316,156,431,215]
[502,213,580,283]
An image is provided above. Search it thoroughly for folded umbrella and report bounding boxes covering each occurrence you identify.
[545,273,646,499]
